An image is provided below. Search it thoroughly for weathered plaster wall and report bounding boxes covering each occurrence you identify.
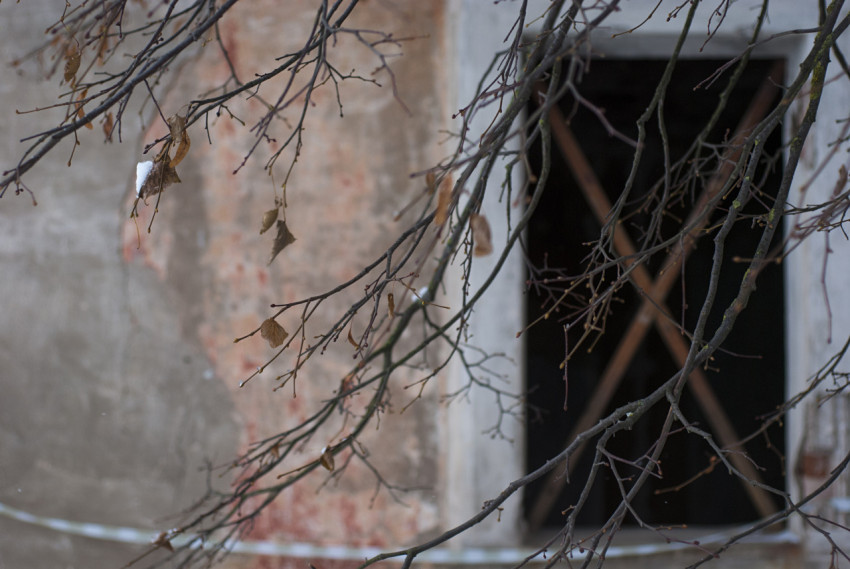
[446,0,848,561]
[783,12,850,562]
[0,2,447,568]
[7,2,848,568]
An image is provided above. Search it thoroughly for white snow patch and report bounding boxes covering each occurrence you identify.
[135,161,154,196]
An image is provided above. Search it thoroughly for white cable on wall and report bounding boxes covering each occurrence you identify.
[0,500,797,564]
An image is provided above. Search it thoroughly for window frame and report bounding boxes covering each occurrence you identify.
[442,0,817,552]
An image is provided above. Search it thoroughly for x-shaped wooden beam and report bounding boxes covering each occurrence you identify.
[528,63,782,530]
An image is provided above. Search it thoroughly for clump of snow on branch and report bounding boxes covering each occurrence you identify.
[135,161,153,197]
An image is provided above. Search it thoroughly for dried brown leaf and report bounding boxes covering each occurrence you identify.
[434,176,452,226]
[102,112,114,142]
[168,115,190,167]
[387,292,395,318]
[74,89,93,129]
[470,213,493,256]
[168,114,186,140]
[347,328,360,350]
[320,447,335,471]
[138,159,181,199]
[260,208,279,235]
[96,25,110,64]
[63,43,81,84]
[267,219,296,265]
[170,131,190,167]
[425,171,437,194]
[152,531,174,552]
[260,318,288,348]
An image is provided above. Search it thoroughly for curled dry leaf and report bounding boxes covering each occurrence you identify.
[75,89,93,129]
[425,171,437,194]
[470,213,493,256]
[347,328,361,350]
[167,115,190,167]
[168,115,186,139]
[260,207,279,235]
[96,24,111,64]
[137,159,181,199]
[170,131,190,167]
[102,112,114,143]
[387,292,395,318]
[151,531,174,552]
[267,219,296,265]
[320,447,335,471]
[434,175,453,226]
[63,43,81,85]
[260,318,288,348]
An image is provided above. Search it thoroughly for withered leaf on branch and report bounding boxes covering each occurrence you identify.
[137,159,181,200]
[102,112,114,143]
[63,43,81,85]
[75,89,93,130]
[320,447,335,471]
[95,25,111,64]
[434,176,453,226]
[151,531,174,552]
[267,219,296,265]
[167,115,190,167]
[167,114,186,140]
[270,442,281,459]
[260,318,288,348]
[425,171,437,194]
[260,208,279,235]
[470,213,493,256]
[347,328,361,350]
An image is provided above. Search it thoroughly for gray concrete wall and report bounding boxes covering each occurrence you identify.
[4,1,850,568]
[0,2,447,568]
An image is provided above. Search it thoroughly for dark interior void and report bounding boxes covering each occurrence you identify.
[524,60,786,528]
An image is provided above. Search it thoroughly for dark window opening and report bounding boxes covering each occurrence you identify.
[524,59,786,530]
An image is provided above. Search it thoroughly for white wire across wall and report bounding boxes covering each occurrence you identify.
[0,500,798,565]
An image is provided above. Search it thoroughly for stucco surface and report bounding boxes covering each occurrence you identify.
[0,2,446,568]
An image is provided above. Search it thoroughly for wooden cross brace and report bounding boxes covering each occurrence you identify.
[528,64,783,530]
